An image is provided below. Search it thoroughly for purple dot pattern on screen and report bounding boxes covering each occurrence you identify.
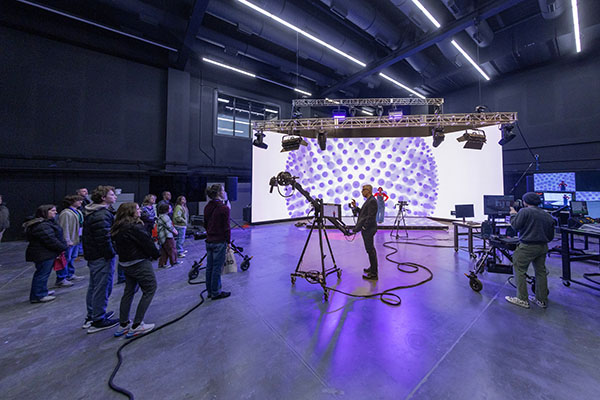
[284,137,438,217]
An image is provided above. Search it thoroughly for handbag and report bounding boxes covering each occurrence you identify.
[53,252,67,271]
[223,246,237,274]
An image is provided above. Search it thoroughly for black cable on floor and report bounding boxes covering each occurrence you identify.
[108,263,208,399]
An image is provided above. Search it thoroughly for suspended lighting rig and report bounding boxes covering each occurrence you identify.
[292,97,444,108]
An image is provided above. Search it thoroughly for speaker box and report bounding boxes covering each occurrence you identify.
[225,176,238,202]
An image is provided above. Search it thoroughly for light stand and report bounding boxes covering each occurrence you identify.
[390,202,409,239]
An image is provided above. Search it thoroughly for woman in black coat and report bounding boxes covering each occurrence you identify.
[24,204,67,303]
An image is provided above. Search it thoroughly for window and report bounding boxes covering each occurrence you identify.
[216,93,279,138]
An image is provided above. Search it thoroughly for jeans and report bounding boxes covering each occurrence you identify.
[117,264,126,283]
[362,228,378,275]
[159,238,178,266]
[86,257,115,321]
[376,205,385,224]
[30,258,54,301]
[206,241,227,296]
[56,245,78,283]
[512,243,549,303]
[119,260,157,326]
[175,226,187,254]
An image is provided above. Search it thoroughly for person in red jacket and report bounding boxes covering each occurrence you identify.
[373,187,389,224]
[204,184,231,300]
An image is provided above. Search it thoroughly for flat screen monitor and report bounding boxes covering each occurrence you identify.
[586,201,600,219]
[542,192,573,208]
[534,172,575,192]
[483,195,514,216]
[455,204,475,218]
[322,203,342,220]
[574,191,600,202]
[570,201,588,216]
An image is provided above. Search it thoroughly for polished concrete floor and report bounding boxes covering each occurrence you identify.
[1,222,600,399]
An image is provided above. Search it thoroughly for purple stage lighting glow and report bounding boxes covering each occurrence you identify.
[332,109,347,121]
[388,110,404,120]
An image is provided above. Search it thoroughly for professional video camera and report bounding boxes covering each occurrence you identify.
[395,200,409,208]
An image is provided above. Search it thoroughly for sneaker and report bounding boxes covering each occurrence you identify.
[82,310,113,329]
[87,318,119,334]
[126,322,155,338]
[363,268,371,273]
[211,291,231,300]
[183,250,188,254]
[48,290,55,296]
[362,274,378,281]
[505,296,530,309]
[67,275,85,282]
[30,295,56,303]
[171,261,183,267]
[114,321,131,337]
[528,296,548,308]
[178,253,186,258]
[56,279,74,288]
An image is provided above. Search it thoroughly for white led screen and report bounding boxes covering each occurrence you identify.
[252,125,504,223]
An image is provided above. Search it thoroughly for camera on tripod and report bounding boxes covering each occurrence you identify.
[395,200,409,208]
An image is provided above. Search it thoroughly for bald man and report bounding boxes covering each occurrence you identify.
[350,184,379,280]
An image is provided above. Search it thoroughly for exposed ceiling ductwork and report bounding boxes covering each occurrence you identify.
[440,0,495,47]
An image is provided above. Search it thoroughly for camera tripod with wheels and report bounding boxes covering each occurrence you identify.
[390,202,409,239]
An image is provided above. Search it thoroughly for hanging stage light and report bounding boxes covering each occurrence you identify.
[332,109,347,121]
[457,129,487,150]
[388,110,404,120]
[498,123,516,145]
[432,126,445,148]
[317,129,327,151]
[376,105,384,117]
[252,130,268,149]
[281,135,308,152]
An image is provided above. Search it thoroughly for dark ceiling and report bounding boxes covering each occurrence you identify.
[2,0,599,99]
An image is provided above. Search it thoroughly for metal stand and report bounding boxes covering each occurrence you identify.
[291,200,342,301]
[230,218,245,230]
[390,204,408,239]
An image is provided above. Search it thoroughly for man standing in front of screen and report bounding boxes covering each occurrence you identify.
[505,192,555,309]
[349,184,379,280]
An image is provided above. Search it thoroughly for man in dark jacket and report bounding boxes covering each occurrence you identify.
[350,184,379,280]
[505,192,556,309]
[82,185,119,333]
[204,184,231,300]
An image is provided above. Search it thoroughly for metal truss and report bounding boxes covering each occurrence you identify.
[291,97,444,107]
[252,112,517,136]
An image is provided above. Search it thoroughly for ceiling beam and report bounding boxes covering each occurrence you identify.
[175,0,210,69]
[320,0,528,96]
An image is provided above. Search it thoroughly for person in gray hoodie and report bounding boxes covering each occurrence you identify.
[0,194,9,242]
[82,185,119,333]
[56,195,85,287]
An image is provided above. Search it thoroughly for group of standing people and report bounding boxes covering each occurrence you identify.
[23,183,232,337]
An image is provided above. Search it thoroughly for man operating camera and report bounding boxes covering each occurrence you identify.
[349,184,379,280]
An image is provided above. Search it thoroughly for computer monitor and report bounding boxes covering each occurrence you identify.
[570,201,588,216]
[455,204,475,219]
[542,192,574,208]
[586,201,600,219]
[322,203,342,220]
[483,195,514,216]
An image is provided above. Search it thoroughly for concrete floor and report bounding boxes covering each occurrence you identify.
[1,222,599,399]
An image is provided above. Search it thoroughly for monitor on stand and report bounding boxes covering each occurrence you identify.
[455,204,475,223]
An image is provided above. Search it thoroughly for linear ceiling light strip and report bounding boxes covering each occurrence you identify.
[411,0,441,28]
[236,0,421,97]
[571,0,582,53]
[16,0,178,52]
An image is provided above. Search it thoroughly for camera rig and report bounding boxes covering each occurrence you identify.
[269,171,350,300]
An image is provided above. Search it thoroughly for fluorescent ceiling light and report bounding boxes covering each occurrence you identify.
[294,88,312,96]
[217,98,230,103]
[379,73,426,99]
[218,117,250,125]
[451,40,490,81]
[412,0,441,28]
[571,0,582,53]
[237,0,366,67]
[236,0,424,98]
[218,128,245,133]
[225,106,265,116]
[360,109,374,116]
[325,98,341,104]
[203,57,256,77]
[264,108,279,113]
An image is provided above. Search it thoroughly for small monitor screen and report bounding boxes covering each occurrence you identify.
[570,201,588,216]
[483,195,514,216]
[586,201,600,219]
[455,204,475,218]
[322,203,342,220]
[575,191,600,201]
[542,192,573,208]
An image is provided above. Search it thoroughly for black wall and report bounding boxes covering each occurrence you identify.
[441,48,600,196]
[0,25,293,240]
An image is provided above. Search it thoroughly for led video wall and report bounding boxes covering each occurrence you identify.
[534,172,575,192]
[252,125,504,223]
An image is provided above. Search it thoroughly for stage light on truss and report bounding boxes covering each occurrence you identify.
[292,107,302,119]
[457,129,487,150]
[252,130,268,149]
[388,110,404,120]
[498,123,516,146]
[349,107,357,117]
[376,105,384,117]
[332,109,347,121]
[317,129,327,151]
[432,126,445,148]
[281,135,308,152]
